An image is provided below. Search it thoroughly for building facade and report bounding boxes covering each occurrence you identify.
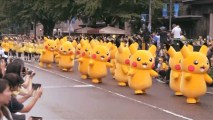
[182,0,213,39]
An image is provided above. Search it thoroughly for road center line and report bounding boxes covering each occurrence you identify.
[26,63,193,120]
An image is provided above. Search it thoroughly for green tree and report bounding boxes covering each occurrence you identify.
[75,0,163,33]
[0,0,77,36]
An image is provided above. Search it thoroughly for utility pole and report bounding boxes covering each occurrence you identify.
[148,0,152,31]
[34,20,37,41]
[169,0,172,31]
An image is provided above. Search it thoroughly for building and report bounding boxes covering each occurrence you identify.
[182,0,213,39]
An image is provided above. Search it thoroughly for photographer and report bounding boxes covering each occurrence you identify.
[4,73,43,119]
[0,79,13,120]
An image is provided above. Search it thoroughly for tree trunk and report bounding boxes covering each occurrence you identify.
[40,20,55,37]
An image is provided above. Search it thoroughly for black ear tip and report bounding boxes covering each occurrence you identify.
[179,40,184,49]
[189,41,193,45]
[203,42,208,46]
[153,42,157,47]
[165,43,170,50]
[129,40,133,46]
[115,39,121,48]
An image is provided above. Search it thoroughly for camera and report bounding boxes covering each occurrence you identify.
[32,83,41,90]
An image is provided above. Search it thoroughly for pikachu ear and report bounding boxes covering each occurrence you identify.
[117,43,125,53]
[166,43,176,57]
[148,44,157,55]
[106,42,113,50]
[80,40,85,47]
[187,42,194,52]
[199,42,208,55]
[63,36,68,42]
[179,40,190,58]
[90,40,96,49]
[44,37,49,42]
[129,42,138,54]
[115,38,121,48]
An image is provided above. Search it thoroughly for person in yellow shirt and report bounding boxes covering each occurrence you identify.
[156,57,169,82]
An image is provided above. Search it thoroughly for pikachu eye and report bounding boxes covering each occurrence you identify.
[85,49,88,52]
[149,58,152,62]
[129,55,131,58]
[179,59,181,63]
[194,60,198,65]
[61,48,63,51]
[68,48,71,51]
[78,48,80,50]
[96,51,100,54]
[207,61,209,65]
[137,57,141,61]
[106,52,109,56]
[48,44,50,46]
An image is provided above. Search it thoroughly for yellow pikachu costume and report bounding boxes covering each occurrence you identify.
[166,44,183,96]
[78,41,91,79]
[75,43,82,59]
[58,41,75,71]
[105,41,116,75]
[179,41,212,103]
[114,41,131,86]
[128,44,158,94]
[39,37,57,68]
[88,45,112,83]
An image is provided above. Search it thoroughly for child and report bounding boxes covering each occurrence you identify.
[156,57,169,82]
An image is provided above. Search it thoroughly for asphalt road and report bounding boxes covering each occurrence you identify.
[24,61,213,120]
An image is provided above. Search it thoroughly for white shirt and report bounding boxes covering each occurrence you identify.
[0,49,8,58]
[172,26,182,39]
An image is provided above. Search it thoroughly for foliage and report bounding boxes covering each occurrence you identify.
[0,0,163,36]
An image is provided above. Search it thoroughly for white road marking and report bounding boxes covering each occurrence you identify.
[43,85,94,89]
[207,92,213,95]
[26,63,193,120]
[156,79,166,84]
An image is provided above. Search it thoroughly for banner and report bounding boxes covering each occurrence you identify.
[174,3,179,17]
[162,3,168,17]
[141,14,147,22]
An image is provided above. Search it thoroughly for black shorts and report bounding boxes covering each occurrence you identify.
[18,52,22,57]
[4,52,8,56]
[24,52,28,56]
[12,50,16,56]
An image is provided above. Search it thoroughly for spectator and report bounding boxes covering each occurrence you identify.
[142,27,151,50]
[159,27,168,50]
[171,24,182,39]
[156,57,169,82]
[0,58,6,78]
[207,44,213,67]
[0,79,13,120]
[4,73,43,120]
[151,32,160,46]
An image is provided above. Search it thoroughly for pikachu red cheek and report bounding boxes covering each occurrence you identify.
[175,64,181,70]
[82,52,85,56]
[92,54,97,59]
[70,51,73,55]
[152,63,155,69]
[188,65,195,72]
[76,51,80,55]
[132,62,137,67]
[125,59,130,65]
[45,46,48,49]
[108,57,111,61]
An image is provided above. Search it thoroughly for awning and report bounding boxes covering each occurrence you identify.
[158,15,202,22]
[99,26,125,35]
[182,0,213,4]
[75,27,94,34]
